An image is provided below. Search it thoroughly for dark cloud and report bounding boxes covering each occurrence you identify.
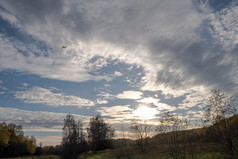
[151,39,237,92]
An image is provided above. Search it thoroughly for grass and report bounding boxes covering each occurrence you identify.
[78,149,172,159]
[2,150,238,159]
[78,150,112,159]
[77,149,238,159]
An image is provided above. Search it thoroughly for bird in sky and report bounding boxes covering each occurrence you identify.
[62,45,67,48]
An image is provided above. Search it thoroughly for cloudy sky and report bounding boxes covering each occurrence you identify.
[0,0,238,145]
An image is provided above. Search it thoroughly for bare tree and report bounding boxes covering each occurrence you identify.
[203,89,236,154]
[130,119,152,152]
[157,112,188,159]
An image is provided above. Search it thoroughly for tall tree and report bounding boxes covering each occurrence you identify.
[157,112,188,159]
[130,119,152,152]
[87,115,114,150]
[203,89,236,154]
[62,114,87,159]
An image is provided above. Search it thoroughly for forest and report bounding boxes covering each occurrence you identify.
[0,90,238,159]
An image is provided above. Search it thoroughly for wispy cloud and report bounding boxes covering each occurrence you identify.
[97,105,133,119]
[208,4,238,50]
[15,87,95,107]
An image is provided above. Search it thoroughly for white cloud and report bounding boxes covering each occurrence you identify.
[138,97,160,105]
[116,90,143,100]
[96,98,108,105]
[15,86,95,107]
[114,71,122,77]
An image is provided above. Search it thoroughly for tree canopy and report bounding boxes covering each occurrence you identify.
[87,115,114,150]
[0,123,36,157]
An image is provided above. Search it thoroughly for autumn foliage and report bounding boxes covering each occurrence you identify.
[0,123,36,157]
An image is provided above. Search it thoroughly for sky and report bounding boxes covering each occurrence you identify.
[0,0,238,146]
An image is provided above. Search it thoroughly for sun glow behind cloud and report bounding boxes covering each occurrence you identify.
[132,105,157,120]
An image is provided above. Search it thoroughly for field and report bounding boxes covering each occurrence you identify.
[1,150,237,159]
[49,149,238,159]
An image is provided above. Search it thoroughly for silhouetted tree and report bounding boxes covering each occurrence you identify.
[40,145,61,155]
[130,119,152,152]
[157,112,188,159]
[87,115,114,150]
[61,114,87,159]
[203,89,236,154]
[35,142,43,155]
